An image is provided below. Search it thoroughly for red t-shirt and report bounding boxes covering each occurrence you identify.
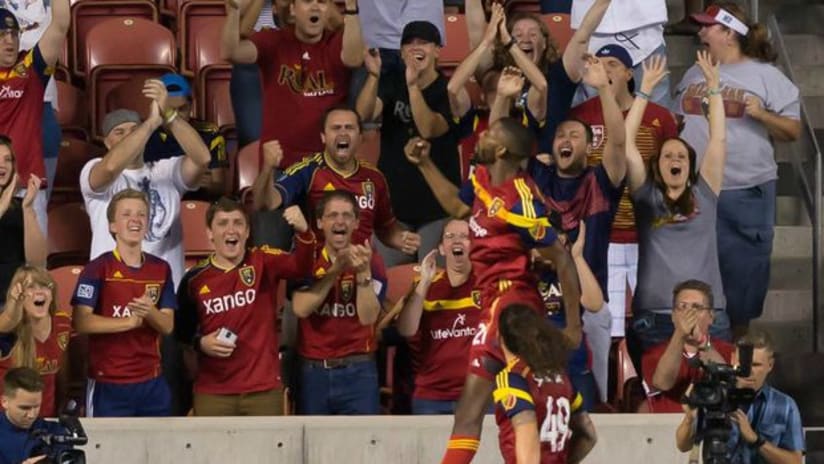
[570,97,678,243]
[276,154,396,246]
[177,235,316,395]
[297,248,386,360]
[0,46,50,185]
[641,338,735,413]
[0,313,72,417]
[251,27,351,168]
[410,271,481,401]
[494,359,583,464]
[71,251,177,384]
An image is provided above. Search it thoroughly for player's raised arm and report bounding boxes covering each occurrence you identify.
[404,137,471,219]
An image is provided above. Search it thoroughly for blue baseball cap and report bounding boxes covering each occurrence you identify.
[0,9,20,31]
[595,44,635,93]
[159,73,192,98]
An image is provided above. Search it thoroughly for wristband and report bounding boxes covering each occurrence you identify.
[343,7,358,14]
[504,38,516,51]
[708,88,722,96]
[163,109,178,125]
[749,435,766,449]
[635,90,651,100]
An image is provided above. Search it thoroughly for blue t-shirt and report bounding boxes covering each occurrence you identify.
[538,60,578,153]
[0,414,67,464]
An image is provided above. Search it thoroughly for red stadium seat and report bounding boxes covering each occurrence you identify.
[47,203,92,268]
[181,200,213,258]
[48,265,84,314]
[236,140,260,192]
[85,18,176,137]
[55,80,89,141]
[51,138,105,206]
[48,264,88,410]
[441,14,470,67]
[357,129,380,166]
[71,0,159,77]
[385,264,419,307]
[197,65,235,131]
[506,0,541,14]
[180,1,227,76]
[543,13,573,52]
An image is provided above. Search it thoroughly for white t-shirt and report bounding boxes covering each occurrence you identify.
[571,0,667,65]
[358,0,445,49]
[80,157,195,286]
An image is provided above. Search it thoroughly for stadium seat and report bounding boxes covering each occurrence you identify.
[71,0,159,77]
[48,265,84,314]
[180,0,227,76]
[51,138,105,206]
[507,0,541,14]
[543,13,573,52]
[55,80,90,141]
[181,200,213,258]
[236,140,259,192]
[385,264,419,307]
[48,264,89,411]
[85,18,177,137]
[47,203,92,268]
[357,129,380,166]
[197,65,235,131]
[441,14,470,67]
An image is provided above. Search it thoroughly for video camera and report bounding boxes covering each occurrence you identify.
[29,400,88,464]
[683,342,756,464]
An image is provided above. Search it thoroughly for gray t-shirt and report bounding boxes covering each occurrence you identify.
[358,0,444,49]
[632,176,725,313]
[675,59,800,190]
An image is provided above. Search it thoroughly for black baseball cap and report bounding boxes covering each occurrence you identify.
[0,9,20,31]
[595,44,635,93]
[401,20,442,47]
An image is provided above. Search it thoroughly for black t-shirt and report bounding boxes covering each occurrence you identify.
[0,198,24,301]
[377,70,461,226]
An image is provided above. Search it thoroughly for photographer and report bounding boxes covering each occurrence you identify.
[675,329,804,463]
[0,367,65,464]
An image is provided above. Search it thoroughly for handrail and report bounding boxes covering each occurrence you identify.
[768,14,822,353]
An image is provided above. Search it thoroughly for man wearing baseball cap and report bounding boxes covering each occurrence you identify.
[144,73,228,199]
[355,19,462,269]
[0,0,69,233]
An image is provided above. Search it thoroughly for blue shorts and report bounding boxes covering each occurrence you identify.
[87,376,171,417]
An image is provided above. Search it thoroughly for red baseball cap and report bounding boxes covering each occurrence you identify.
[690,5,749,35]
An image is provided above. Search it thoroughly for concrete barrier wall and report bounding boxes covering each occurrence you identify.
[76,414,694,463]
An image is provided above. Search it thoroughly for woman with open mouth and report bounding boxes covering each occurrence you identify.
[624,52,732,355]
[0,265,72,418]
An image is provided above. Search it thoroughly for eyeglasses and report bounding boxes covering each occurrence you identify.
[675,301,712,312]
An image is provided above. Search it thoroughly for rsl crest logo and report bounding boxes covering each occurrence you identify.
[488,197,505,217]
[471,290,481,308]
[591,125,605,149]
[341,279,354,303]
[239,266,256,287]
[144,284,160,304]
[57,332,69,351]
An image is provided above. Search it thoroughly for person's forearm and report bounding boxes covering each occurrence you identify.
[376,222,406,252]
[563,0,609,81]
[418,160,469,218]
[755,112,801,142]
[221,5,243,61]
[143,309,174,336]
[676,413,696,452]
[509,47,547,94]
[567,432,596,463]
[51,0,70,34]
[396,282,429,336]
[757,442,803,464]
[252,166,282,211]
[465,0,487,51]
[292,272,339,318]
[90,121,155,191]
[355,74,379,122]
[23,206,46,267]
[624,93,650,192]
[408,84,448,138]
[652,334,687,391]
[282,231,317,279]
[239,0,263,37]
[489,94,513,126]
[448,40,493,97]
[340,11,365,67]
[554,250,581,330]
[168,118,211,169]
[575,255,603,312]
[599,84,626,185]
[355,280,380,325]
[74,313,136,334]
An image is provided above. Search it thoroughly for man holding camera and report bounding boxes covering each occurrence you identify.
[675,329,805,463]
[0,367,66,464]
[642,280,734,413]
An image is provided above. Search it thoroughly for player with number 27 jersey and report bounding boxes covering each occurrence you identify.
[494,358,583,463]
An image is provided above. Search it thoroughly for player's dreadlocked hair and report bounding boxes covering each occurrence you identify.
[498,304,567,378]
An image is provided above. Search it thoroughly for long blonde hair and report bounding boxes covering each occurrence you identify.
[4,265,58,369]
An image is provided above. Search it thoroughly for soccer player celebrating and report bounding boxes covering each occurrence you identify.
[291,190,386,415]
[494,304,597,464]
[71,189,176,417]
[396,219,480,415]
[404,119,581,464]
[175,197,315,416]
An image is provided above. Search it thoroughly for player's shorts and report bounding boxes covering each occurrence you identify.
[467,282,544,381]
[87,375,171,417]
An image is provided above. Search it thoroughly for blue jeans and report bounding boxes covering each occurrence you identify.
[717,181,776,326]
[569,371,598,412]
[87,376,171,417]
[299,359,380,415]
[42,102,61,200]
[230,63,263,147]
[411,397,458,415]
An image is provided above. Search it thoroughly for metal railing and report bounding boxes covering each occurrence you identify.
[768,14,823,353]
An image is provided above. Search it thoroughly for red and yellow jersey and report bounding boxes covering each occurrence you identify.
[176,232,316,394]
[0,312,72,417]
[296,248,387,360]
[458,165,557,302]
[411,271,481,401]
[276,153,397,246]
[71,251,176,384]
[494,358,583,464]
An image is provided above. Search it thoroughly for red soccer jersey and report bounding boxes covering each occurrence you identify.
[570,97,678,243]
[411,271,481,401]
[297,248,387,360]
[0,312,72,417]
[494,359,583,464]
[71,251,176,384]
[0,46,50,185]
[641,338,735,413]
[176,233,316,394]
[458,165,558,300]
[276,153,396,246]
[251,27,351,168]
